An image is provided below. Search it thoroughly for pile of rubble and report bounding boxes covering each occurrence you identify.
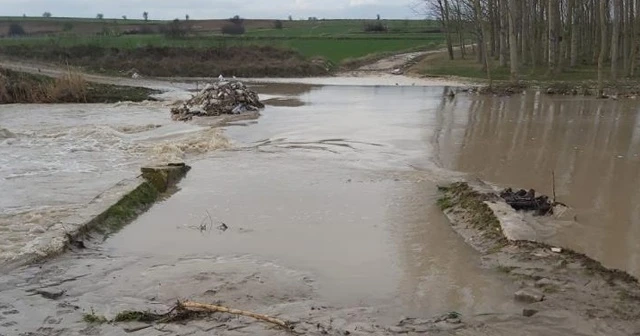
[499,188,553,216]
[171,80,264,121]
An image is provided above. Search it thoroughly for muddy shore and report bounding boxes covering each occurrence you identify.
[0,67,157,104]
[438,182,640,335]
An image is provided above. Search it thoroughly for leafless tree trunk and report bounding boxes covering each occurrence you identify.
[632,0,640,76]
[611,0,621,80]
[598,0,607,95]
[508,0,519,80]
[521,0,530,65]
[569,0,579,66]
[548,0,561,74]
[623,0,632,76]
[499,0,508,66]
[473,0,492,86]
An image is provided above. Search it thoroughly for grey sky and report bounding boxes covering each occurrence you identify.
[6,0,421,20]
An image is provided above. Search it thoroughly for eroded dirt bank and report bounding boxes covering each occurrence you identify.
[438,182,640,335]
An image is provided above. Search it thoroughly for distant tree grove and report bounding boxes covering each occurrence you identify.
[422,0,640,91]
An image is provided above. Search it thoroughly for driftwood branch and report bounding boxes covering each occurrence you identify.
[551,170,557,203]
[179,300,290,329]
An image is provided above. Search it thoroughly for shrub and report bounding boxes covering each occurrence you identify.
[221,23,245,35]
[229,15,243,25]
[8,23,25,36]
[62,22,74,31]
[274,20,283,29]
[162,19,187,39]
[363,22,387,32]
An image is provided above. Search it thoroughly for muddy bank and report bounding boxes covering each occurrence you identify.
[437,182,640,335]
[0,45,331,78]
[461,80,640,98]
[0,67,157,103]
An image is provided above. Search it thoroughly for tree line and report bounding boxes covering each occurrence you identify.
[423,0,639,90]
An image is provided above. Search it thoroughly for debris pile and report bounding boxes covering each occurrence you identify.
[171,80,264,121]
[499,188,553,216]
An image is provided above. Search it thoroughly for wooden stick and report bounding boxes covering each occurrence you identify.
[179,301,289,329]
[551,170,557,203]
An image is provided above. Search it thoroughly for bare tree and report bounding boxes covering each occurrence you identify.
[96,13,104,20]
[611,0,621,80]
[547,0,560,74]
[473,0,492,86]
[499,0,508,66]
[508,0,519,80]
[569,0,578,67]
[598,0,607,95]
[143,12,149,21]
[42,12,52,18]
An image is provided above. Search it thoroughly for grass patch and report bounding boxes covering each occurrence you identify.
[0,34,444,64]
[414,49,639,85]
[93,181,159,236]
[437,196,454,210]
[83,309,108,324]
[114,310,165,323]
[496,265,517,273]
[0,44,330,77]
[0,68,155,103]
[438,182,506,242]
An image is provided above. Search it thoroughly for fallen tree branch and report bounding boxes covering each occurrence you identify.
[179,300,290,329]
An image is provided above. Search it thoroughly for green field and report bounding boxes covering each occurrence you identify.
[0,16,152,24]
[0,18,445,64]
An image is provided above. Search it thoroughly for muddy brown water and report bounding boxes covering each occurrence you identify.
[105,85,518,317]
[434,92,640,278]
[2,82,640,335]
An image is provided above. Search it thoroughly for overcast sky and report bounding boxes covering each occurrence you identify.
[6,0,423,20]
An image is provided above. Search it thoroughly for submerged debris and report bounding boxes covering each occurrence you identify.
[499,188,553,216]
[171,80,264,121]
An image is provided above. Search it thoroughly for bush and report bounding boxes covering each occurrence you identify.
[274,20,283,29]
[229,15,243,25]
[363,22,387,32]
[8,23,25,37]
[221,23,245,35]
[62,22,74,31]
[162,19,187,39]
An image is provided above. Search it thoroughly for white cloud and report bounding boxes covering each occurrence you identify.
[0,0,415,19]
[349,0,380,6]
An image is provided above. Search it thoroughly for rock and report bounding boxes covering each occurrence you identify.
[514,288,544,303]
[141,163,191,193]
[32,289,66,300]
[391,68,403,75]
[523,308,539,317]
[551,247,562,253]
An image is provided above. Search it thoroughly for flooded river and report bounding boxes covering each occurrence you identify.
[434,92,640,277]
[1,81,640,335]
